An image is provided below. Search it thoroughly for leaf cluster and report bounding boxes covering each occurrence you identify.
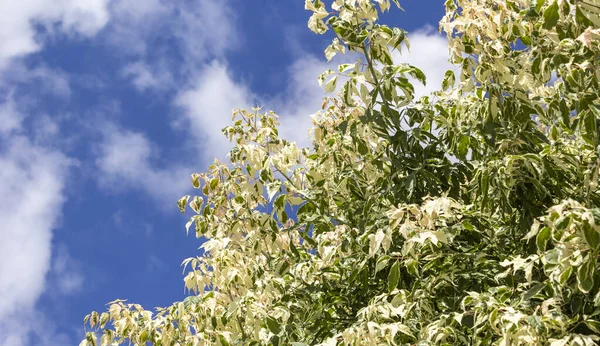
[82,1,600,345]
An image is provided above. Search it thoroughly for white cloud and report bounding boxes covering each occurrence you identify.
[174,0,238,68]
[111,0,166,20]
[393,27,453,98]
[0,64,71,99]
[0,133,71,346]
[175,61,254,158]
[47,0,110,36]
[104,0,169,55]
[0,309,74,346]
[85,0,241,203]
[106,0,236,61]
[96,125,153,177]
[32,114,61,144]
[147,254,166,273]
[113,209,155,236]
[0,0,92,336]
[121,61,173,92]
[0,0,110,68]
[0,95,22,135]
[107,0,238,92]
[49,245,84,295]
[95,124,192,204]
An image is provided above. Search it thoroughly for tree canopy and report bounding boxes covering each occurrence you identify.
[82,0,600,345]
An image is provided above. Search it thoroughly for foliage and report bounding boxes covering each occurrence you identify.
[82,0,600,345]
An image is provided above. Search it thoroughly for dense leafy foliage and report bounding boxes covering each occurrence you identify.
[82,0,600,345]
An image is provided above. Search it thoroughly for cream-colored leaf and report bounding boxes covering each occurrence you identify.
[369,230,385,257]
[325,76,338,93]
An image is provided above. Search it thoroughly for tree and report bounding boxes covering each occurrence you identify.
[82,0,600,345]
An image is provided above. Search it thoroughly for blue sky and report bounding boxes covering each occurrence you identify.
[0,1,451,345]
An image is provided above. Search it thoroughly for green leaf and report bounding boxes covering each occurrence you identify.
[297,201,316,219]
[342,81,355,106]
[178,195,190,214]
[523,281,546,301]
[576,6,594,27]
[339,119,348,135]
[585,320,600,334]
[407,258,419,277]
[536,0,545,12]
[559,266,573,285]
[543,1,559,29]
[442,70,455,90]
[357,138,369,155]
[266,182,281,202]
[583,221,600,250]
[85,332,97,346]
[397,324,414,338]
[480,171,489,208]
[274,195,287,212]
[189,196,204,214]
[278,261,290,275]
[462,36,474,53]
[462,220,475,231]
[191,173,201,188]
[408,66,426,85]
[388,260,400,292]
[218,334,231,346]
[583,109,598,144]
[266,316,282,334]
[289,240,300,258]
[532,57,541,76]
[536,227,552,252]
[555,216,570,231]
[302,235,317,248]
[577,260,595,293]
[139,331,149,343]
[405,173,416,198]
[457,135,470,160]
[375,255,391,274]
